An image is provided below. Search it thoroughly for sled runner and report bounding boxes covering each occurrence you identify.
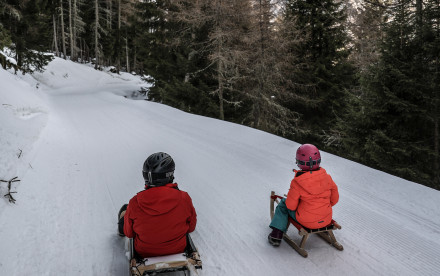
[270,191,343,258]
[128,235,202,276]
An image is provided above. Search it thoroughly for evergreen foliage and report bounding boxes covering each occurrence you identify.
[423,0,440,188]
[0,0,53,73]
[0,0,439,189]
[0,0,12,49]
[340,0,440,189]
[134,0,221,118]
[0,25,11,48]
[283,0,356,146]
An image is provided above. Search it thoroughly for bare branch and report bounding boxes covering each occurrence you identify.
[0,177,20,203]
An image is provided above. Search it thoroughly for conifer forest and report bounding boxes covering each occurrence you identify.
[1,0,439,190]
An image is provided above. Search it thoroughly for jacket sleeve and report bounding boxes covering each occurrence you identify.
[285,179,301,211]
[186,193,197,233]
[123,198,135,238]
[328,175,339,206]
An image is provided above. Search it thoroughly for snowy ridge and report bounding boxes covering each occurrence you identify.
[0,57,440,276]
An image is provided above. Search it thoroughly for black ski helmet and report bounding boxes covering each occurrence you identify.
[142,152,175,187]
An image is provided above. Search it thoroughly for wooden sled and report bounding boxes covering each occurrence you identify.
[270,191,343,258]
[128,235,202,276]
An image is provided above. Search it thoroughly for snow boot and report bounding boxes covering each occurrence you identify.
[118,204,128,237]
[268,228,283,247]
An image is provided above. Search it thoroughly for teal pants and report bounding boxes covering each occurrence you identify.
[270,198,297,232]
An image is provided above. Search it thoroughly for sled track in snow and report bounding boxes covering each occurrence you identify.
[342,183,440,236]
[341,195,440,275]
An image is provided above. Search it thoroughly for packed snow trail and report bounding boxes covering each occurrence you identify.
[1,58,440,275]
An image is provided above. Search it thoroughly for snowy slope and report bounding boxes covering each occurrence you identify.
[1,57,440,276]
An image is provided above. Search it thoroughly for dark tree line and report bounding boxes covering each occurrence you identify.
[0,0,53,72]
[340,0,440,189]
[0,0,439,190]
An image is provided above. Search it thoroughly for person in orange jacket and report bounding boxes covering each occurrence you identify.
[268,144,339,246]
[118,152,197,257]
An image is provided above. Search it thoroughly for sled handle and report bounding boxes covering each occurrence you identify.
[270,191,286,219]
[270,193,284,201]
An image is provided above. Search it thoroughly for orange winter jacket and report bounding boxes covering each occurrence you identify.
[285,168,339,229]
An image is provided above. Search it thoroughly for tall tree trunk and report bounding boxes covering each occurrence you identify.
[125,36,130,73]
[254,0,269,127]
[95,0,99,69]
[53,15,59,57]
[79,37,83,62]
[133,44,136,73]
[117,0,121,73]
[435,53,440,189]
[215,0,224,120]
[73,0,78,61]
[68,0,74,60]
[435,114,439,188]
[60,0,67,59]
[107,0,112,28]
[218,47,224,121]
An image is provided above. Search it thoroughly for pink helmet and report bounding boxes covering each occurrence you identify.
[296,144,321,171]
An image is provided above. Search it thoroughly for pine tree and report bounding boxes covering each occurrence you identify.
[1,0,53,73]
[60,0,67,58]
[170,0,255,120]
[133,0,217,117]
[347,0,386,74]
[283,0,355,146]
[0,1,13,51]
[239,0,301,136]
[0,4,13,69]
[333,0,387,159]
[68,0,85,61]
[348,0,440,188]
[92,0,110,69]
[139,0,304,133]
[420,0,440,188]
[0,24,11,49]
[114,0,135,72]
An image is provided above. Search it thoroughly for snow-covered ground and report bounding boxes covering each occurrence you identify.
[1,57,440,276]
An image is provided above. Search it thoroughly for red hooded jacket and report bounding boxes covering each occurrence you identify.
[123,183,197,257]
[285,168,339,229]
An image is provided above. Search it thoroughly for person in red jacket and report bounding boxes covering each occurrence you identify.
[118,152,197,257]
[268,144,339,246]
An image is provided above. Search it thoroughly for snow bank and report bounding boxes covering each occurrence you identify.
[31,57,147,99]
[0,68,48,201]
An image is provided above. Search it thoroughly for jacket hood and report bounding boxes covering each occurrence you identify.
[136,184,182,216]
[294,168,331,195]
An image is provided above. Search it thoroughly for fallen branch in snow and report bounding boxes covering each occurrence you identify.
[17,149,23,158]
[0,177,20,203]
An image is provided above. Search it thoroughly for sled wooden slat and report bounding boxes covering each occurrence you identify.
[282,231,309,257]
[270,191,343,257]
[128,236,202,276]
[131,259,192,276]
